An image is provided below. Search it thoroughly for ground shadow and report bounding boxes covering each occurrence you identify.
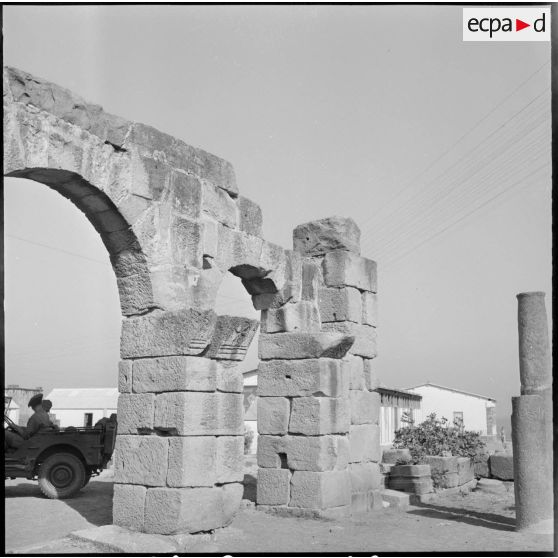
[408,502,516,532]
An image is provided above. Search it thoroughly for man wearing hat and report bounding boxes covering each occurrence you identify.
[5,393,56,449]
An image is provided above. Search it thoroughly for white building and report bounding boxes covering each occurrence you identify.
[407,382,496,435]
[44,388,118,428]
[378,386,422,446]
[243,370,258,453]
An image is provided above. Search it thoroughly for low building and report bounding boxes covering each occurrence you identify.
[44,388,118,428]
[378,386,422,447]
[5,385,43,426]
[407,382,496,435]
[5,396,20,424]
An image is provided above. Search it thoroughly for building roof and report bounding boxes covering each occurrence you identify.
[377,385,422,401]
[44,388,119,409]
[406,382,496,402]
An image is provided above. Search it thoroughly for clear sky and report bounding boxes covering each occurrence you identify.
[3,5,551,433]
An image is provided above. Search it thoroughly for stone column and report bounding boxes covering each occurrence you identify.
[255,216,381,516]
[512,292,553,533]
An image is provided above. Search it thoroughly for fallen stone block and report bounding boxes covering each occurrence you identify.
[287,435,349,472]
[349,424,381,463]
[388,476,433,495]
[257,397,290,435]
[349,462,382,492]
[257,358,348,398]
[349,390,380,425]
[293,216,361,256]
[117,393,155,434]
[289,397,350,435]
[256,468,290,505]
[318,286,362,323]
[261,301,320,333]
[167,436,217,487]
[381,488,410,511]
[259,332,355,360]
[489,453,514,480]
[322,250,377,292]
[321,322,377,358]
[389,464,431,478]
[238,195,263,237]
[113,435,169,486]
[434,472,459,489]
[289,470,351,509]
[112,484,147,532]
[382,448,412,464]
[457,457,475,485]
[132,356,218,393]
[362,292,378,326]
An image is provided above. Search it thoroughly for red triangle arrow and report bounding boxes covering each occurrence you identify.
[516,19,530,31]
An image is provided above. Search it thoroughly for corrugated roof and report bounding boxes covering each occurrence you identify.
[44,388,118,409]
[407,382,496,402]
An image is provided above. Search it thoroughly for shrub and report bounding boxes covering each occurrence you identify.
[392,413,485,465]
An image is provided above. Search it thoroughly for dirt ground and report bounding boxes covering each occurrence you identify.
[5,457,554,554]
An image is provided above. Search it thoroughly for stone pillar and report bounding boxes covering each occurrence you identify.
[256,216,380,516]
[512,292,553,533]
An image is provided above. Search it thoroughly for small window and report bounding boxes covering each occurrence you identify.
[84,413,93,427]
[453,411,464,428]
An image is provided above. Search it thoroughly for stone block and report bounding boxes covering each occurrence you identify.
[287,435,349,472]
[116,273,155,316]
[301,260,322,302]
[435,472,459,489]
[388,476,433,495]
[170,216,204,268]
[258,332,354,360]
[289,397,350,435]
[257,359,348,398]
[143,485,238,535]
[256,468,290,505]
[362,292,378,326]
[425,455,458,475]
[113,435,169,486]
[318,287,362,323]
[120,309,217,359]
[216,363,244,393]
[154,392,243,436]
[117,393,155,434]
[261,301,320,333]
[113,484,146,532]
[169,171,202,219]
[457,457,475,485]
[257,435,288,468]
[363,358,380,391]
[201,216,219,259]
[118,360,132,393]
[382,448,412,464]
[321,322,377,358]
[474,453,490,478]
[215,225,263,273]
[204,315,259,361]
[381,488,411,510]
[258,397,290,435]
[132,356,217,393]
[390,464,431,478]
[289,470,351,509]
[349,462,382,492]
[345,355,365,390]
[293,216,360,256]
[238,195,263,237]
[216,436,244,483]
[349,424,381,463]
[349,390,380,425]
[201,181,238,229]
[489,453,514,480]
[322,250,377,292]
[351,489,382,513]
[167,436,217,487]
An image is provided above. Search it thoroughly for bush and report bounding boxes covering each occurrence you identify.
[244,426,255,454]
[392,413,485,465]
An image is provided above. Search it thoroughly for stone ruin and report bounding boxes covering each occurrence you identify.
[3,66,380,534]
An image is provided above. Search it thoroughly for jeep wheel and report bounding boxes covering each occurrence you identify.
[38,453,86,499]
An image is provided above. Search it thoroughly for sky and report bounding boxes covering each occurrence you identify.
[3,5,551,433]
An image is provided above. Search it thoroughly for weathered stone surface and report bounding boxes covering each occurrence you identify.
[381,488,411,511]
[116,273,155,316]
[322,250,377,292]
[216,436,244,483]
[349,462,382,492]
[318,287,362,323]
[321,322,377,358]
[390,464,431,478]
[301,260,322,302]
[257,435,288,468]
[117,393,155,434]
[382,448,412,464]
[363,358,380,391]
[293,216,360,256]
[143,485,241,535]
[388,476,433,495]
[113,435,169,486]
[238,196,263,237]
[256,468,290,505]
[167,437,217,487]
[204,315,259,361]
[216,363,244,393]
[132,356,218,393]
[113,484,146,532]
[289,397,350,435]
[200,216,219,260]
[259,332,354,360]
[345,355,365,390]
[258,397,290,435]
[120,309,217,359]
[424,456,458,475]
[474,453,490,478]
[257,359,348,398]
[490,454,514,481]
[201,181,238,229]
[154,392,243,436]
[118,360,132,393]
[349,424,381,463]
[169,171,203,219]
[287,435,349,472]
[261,301,320,333]
[349,390,380,425]
[362,292,378,327]
[434,472,459,489]
[216,225,263,273]
[457,457,475,485]
[289,470,351,509]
